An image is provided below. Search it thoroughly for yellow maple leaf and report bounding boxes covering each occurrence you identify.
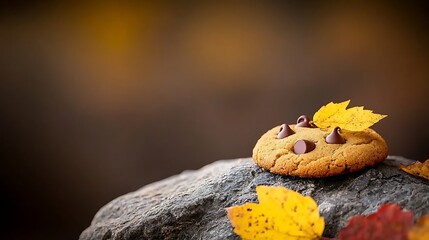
[226,186,324,240]
[400,159,429,180]
[408,215,429,240]
[312,100,387,131]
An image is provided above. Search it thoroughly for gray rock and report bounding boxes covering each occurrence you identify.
[80,156,429,240]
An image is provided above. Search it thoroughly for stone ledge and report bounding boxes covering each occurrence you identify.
[80,156,428,240]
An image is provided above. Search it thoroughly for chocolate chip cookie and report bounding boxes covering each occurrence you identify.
[252,115,388,178]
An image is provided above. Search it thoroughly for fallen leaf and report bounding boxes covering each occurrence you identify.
[400,159,429,180]
[226,185,324,240]
[338,203,414,240]
[312,100,387,131]
[408,215,429,240]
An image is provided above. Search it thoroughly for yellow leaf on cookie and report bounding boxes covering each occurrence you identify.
[226,186,324,240]
[313,100,387,131]
[400,159,429,180]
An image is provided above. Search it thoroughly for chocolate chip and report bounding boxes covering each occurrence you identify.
[326,127,346,144]
[296,115,314,128]
[277,124,295,139]
[293,140,316,154]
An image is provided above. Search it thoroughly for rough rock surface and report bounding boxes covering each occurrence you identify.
[80,156,429,240]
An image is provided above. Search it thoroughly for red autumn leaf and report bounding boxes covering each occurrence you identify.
[338,203,414,240]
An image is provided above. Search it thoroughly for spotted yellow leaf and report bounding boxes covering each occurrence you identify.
[312,100,387,131]
[400,159,429,180]
[226,186,324,240]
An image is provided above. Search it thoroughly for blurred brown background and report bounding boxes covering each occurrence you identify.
[1,1,429,239]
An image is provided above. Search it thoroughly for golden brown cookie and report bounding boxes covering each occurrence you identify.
[252,118,388,178]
